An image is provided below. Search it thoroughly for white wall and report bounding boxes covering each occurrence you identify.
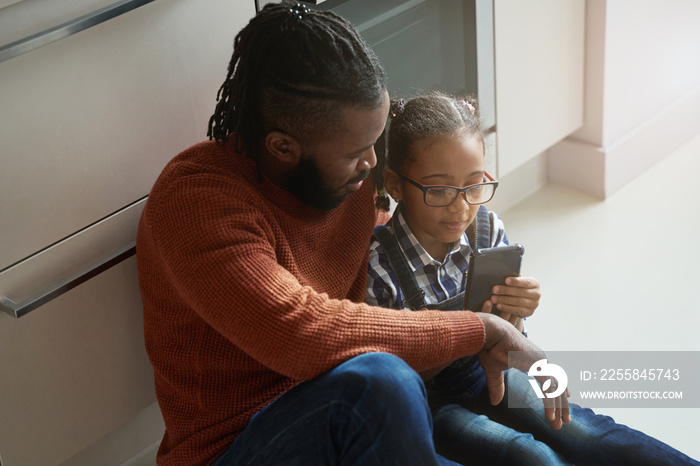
[548,0,700,198]
[603,0,700,145]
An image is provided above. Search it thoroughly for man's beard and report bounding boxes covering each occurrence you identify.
[285,155,369,211]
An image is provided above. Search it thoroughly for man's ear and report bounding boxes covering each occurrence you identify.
[265,131,302,165]
[383,168,403,202]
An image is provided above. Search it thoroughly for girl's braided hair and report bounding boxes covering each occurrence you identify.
[374,91,486,210]
[207,1,387,178]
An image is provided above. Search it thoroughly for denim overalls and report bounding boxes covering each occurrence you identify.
[371,205,492,411]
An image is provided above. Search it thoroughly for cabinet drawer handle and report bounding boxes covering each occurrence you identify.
[0,242,136,318]
[0,0,157,63]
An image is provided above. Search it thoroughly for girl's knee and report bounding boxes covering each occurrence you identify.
[502,434,570,466]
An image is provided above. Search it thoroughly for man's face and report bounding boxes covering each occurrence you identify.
[285,92,390,210]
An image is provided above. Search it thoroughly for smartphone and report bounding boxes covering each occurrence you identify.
[462,244,524,315]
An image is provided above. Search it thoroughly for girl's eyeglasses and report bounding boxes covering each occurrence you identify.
[396,171,498,207]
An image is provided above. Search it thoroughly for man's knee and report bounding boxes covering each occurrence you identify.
[329,352,426,408]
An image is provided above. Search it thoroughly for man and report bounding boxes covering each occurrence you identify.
[136,2,568,465]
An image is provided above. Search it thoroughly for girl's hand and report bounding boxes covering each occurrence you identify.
[489,276,541,322]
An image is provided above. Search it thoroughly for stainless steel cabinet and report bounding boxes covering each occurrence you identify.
[0,258,153,465]
[0,0,256,464]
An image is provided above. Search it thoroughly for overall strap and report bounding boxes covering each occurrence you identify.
[466,205,492,251]
[372,227,427,310]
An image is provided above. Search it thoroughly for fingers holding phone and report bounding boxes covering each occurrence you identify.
[490,275,541,318]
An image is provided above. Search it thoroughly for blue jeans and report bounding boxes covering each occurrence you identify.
[211,352,459,466]
[431,368,699,466]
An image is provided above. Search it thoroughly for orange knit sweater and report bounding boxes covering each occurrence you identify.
[136,138,486,465]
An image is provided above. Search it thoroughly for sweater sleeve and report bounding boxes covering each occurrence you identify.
[145,175,485,381]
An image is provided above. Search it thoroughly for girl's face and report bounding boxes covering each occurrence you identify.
[386,130,485,260]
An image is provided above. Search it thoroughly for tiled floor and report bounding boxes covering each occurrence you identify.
[498,132,700,461]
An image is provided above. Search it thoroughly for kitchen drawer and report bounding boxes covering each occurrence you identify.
[0,256,154,466]
[0,0,255,271]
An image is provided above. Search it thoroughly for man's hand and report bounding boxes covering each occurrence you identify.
[476,313,570,430]
[480,300,523,331]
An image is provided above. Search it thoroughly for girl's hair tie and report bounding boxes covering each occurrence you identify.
[390,99,405,118]
[459,99,476,115]
[375,188,391,211]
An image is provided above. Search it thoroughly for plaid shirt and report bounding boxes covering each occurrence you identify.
[366,207,508,310]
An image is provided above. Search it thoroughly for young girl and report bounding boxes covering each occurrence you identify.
[367,94,538,326]
[366,93,698,465]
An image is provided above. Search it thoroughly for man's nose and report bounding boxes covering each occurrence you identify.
[357,147,377,171]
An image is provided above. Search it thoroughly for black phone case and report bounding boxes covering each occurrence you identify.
[463,244,524,315]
